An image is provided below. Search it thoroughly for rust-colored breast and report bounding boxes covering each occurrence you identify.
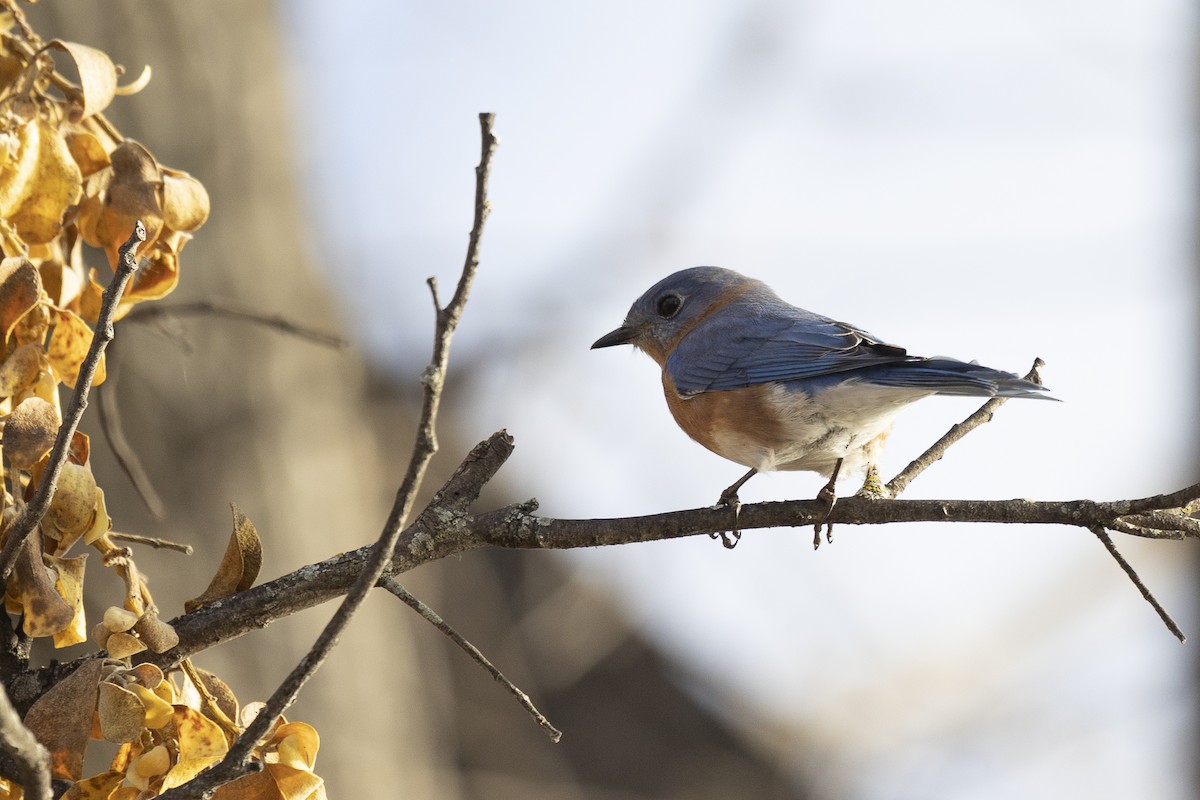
[661,372,785,468]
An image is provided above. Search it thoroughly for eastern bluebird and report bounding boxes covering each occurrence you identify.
[591,266,1051,548]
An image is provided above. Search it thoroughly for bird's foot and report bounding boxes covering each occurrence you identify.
[813,459,843,549]
[712,487,743,549]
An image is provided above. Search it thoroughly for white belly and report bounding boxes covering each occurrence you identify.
[713,381,930,476]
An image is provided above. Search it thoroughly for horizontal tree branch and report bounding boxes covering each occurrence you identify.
[22,428,1196,710]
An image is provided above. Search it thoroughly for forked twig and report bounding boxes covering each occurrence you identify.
[158,114,499,799]
[381,576,561,742]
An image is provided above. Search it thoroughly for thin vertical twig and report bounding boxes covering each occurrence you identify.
[158,114,499,799]
[0,221,146,580]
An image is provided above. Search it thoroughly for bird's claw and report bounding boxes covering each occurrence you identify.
[813,459,843,549]
[712,490,744,549]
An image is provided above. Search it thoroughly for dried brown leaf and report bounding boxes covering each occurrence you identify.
[9,117,83,244]
[59,770,123,800]
[161,166,209,233]
[64,130,111,176]
[0,341,42,398]
[76,140,162,267]
[128,684,173,730]
[13,534,75,637]
[23,657,104,780]
[184,504,262,612]
[4,396,58,468]
[104,631,145,660]
[133,609,179,653]
[97,681,144,743]
[160,706,228,790]
[45,461,98,541]
[0,119,39,217]
[49,553,87,647]
[0,256,43,345]
[46,41,119,120]
[48,307,106,388]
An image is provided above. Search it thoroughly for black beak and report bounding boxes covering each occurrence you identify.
[591,325,636,349]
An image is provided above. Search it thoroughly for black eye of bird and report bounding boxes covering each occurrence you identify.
[656,294,682,318]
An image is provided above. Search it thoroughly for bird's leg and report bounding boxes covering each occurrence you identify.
[813,458,843,549]
[854,463,889,499]
[712,468,758,549]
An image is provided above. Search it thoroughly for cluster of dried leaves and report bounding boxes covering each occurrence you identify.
[0,15,326,800]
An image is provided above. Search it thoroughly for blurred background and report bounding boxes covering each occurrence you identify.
[29,1,1199,798]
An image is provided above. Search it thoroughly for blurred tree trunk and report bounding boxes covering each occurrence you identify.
[24,3,456,796]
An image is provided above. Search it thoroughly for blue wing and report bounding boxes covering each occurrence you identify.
[665,302,910,396]
[665,300,1050,399]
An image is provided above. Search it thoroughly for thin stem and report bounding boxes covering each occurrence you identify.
[381,576,561,742]
[157,114,499,799]
[0,221,146,580]
[1089,525,1185,643]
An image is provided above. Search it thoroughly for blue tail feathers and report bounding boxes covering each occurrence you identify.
[857,357,1053,399]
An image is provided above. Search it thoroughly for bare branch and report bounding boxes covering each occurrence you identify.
[157,114,500,799]
[124,299,348,349]
[0,221,146,580]
[380,576,561,742]
[1089,525,1185,642]
[885,358,1047,498]
[108,531,193,554]
[96,346,167,520]
[0,680,51,800]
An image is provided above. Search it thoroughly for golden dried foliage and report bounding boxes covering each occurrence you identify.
[0,16,324,799]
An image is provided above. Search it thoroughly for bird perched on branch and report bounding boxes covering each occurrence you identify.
[592,266,1051,548]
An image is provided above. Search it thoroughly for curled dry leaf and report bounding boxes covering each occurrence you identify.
[159,706,229,791]
[0,256,42,345]
[0,341,42,398]
[13,534,75,637]
[76,139,163,267]
[133,609,179,653]
[97,680,144,743]
[9,116,83,244]
[58,770,123,800]
[126,662,164,690]
[64,129,111,176]
[45,40,120,121]
[127,684,173,730]
[4,396,59,468]
[127,743,170,792]
[45,461,98,542]
[104,630,146,659]
[184,504,262,612]
[22,656,105,781]
[83,486,111,545]
[0,118,40,217]
[49,553,88,647]
[161,166,209,233]
[48,307,106,388]
[102,605,139,633]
